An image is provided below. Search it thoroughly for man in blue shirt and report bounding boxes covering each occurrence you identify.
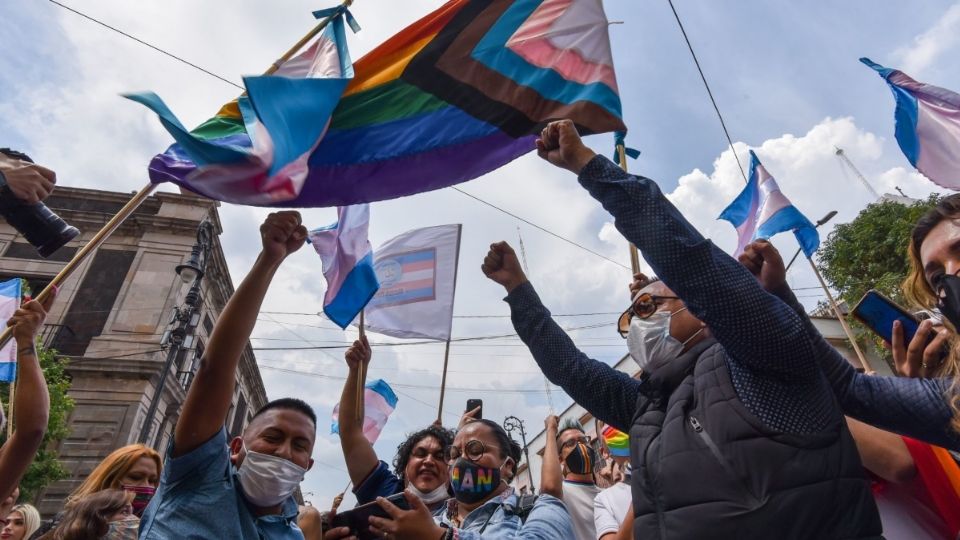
[140,212,316,540]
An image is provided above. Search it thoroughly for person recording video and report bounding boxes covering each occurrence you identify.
[0,148,78,258]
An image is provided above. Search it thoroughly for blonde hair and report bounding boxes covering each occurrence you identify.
[8,504,41,539]
[66,444,161,506]
[902,194,960,432]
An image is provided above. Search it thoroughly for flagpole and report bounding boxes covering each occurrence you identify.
[356,311,366,422]
[436,225,463,423]
[616,144,642,274]
[0,7,355,352]
[5,374,15,439]
[808,257,872,372]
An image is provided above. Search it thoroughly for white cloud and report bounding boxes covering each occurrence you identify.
[611,117,947,314]
[893,2,960,76]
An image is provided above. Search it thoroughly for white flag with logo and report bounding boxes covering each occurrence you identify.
[356,224,461,340]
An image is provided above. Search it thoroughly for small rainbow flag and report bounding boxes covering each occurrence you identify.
[140,0,626,207]
[901,436,960,535]
[601,425,629,458]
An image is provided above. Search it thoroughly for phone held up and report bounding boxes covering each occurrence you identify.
[466,399,483,420]
[330,493,411,540]
[852,289,925,345]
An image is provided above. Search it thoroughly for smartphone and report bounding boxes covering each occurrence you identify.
[852,290,922,344]
[466,399,483,420]
[330,493,411,540]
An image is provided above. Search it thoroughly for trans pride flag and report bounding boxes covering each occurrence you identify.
[307,205,379,328]
[139,0,626,207]
[0,279,22,382]
[719,151,820,258]
[331,378,398,444]
[862,58,960,190]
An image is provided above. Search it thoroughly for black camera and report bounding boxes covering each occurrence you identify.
[0,148,79,258]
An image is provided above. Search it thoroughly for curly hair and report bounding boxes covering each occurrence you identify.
[902,193,960,433]
[51,489,133,540]
[392,425,455,486]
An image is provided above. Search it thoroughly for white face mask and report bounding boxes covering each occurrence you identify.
[406,483,449,505]
[236,443,307,508]
[626,308,702,370]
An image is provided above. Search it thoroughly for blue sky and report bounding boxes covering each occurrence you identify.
[2,0,959,508]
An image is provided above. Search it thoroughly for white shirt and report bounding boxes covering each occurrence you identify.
[562,480,601,540]
[593,482,632,539]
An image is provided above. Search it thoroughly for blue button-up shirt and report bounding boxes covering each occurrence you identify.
[139,428,304,540]
[435,488,574,540]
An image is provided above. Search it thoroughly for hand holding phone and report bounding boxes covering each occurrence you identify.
[330,493,411,540]
[852,290,950,377]
[466,399,483,420]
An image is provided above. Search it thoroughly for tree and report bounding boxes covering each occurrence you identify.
[816,194,940,359]
[0,345,75,502]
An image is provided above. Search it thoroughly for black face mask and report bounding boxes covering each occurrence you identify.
[563,442,597,476]
[449,458,502,504]
[937,274,960,329]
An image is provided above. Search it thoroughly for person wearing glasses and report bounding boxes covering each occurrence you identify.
[351,419,574,540]
[552,419,600,540]
[337,336,455,513]
[480,119,885,539]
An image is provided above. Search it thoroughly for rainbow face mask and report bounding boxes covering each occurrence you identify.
[449,458,500,504]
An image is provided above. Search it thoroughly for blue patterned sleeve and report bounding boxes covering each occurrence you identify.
[576,155,818,383]
[506,281,641,432]
[771,284,960,449]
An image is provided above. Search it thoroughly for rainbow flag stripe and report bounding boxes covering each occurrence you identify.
[601,425,630,457]
[148,0,626,207]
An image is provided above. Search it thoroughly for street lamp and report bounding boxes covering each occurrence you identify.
[503,416,535,494]
[138,218,214,446]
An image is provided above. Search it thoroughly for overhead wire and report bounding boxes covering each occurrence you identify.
[665,0,749,184]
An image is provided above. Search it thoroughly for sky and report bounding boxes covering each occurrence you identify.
[2,0,960,508]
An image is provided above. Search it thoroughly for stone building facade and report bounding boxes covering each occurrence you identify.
[0,186,267,515]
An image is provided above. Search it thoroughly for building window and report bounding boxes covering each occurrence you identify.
[230,393,248,438]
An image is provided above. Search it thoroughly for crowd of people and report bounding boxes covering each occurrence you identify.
[1,120,960,539]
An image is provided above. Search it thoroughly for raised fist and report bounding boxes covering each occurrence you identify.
[535,120,597,174]
[738,239,786,293]
[481,241,528,293]
[260,211,307,265]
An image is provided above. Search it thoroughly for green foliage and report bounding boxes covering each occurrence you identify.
[0,344,74,502]
[816,194,941,359]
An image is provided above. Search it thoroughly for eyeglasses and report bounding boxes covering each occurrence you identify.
[559,436,590,451]
[410,447,445,462]
[617,293,680,337]
[445,440,499,463]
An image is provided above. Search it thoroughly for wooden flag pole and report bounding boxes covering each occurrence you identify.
[356,311,366,422]
[616,144,642,274]
[6,378,15,439]
[436,338,452,423]
[436,225,463,423]
[808,257,872,372]
[0,5,355,352]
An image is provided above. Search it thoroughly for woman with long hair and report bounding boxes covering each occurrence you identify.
[66,444,161,517]
[1,504,40,540]
[902,193,960,425]
[47,490,136,540]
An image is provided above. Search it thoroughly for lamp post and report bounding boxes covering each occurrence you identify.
[137,219,214,446]
[503,416,535,494]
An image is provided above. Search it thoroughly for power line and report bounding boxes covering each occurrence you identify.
[453,187,631,270]
[46,0,244,90]
[665,0,748,184]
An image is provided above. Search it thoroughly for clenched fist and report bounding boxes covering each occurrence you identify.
[535,120,597,175]
[259,211,307,265]
[481,241,528,293]
[738,239,787,294]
